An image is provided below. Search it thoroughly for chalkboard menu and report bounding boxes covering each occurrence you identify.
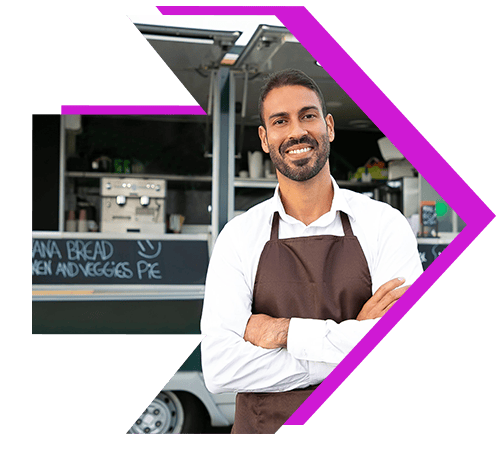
[32,238,209,285]
[418,243,448,271]
[421,204,437,227]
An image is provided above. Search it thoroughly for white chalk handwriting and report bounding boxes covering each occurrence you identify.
[32,239,163,281]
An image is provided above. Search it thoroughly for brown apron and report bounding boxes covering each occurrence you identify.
[231,210,372,434]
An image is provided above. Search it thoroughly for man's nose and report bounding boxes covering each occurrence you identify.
[288,119,308,141]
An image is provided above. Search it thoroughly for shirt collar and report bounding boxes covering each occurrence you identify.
[269,176,356,226]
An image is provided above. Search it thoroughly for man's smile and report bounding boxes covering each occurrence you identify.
[280,135,318,157]
[286,146,313,155]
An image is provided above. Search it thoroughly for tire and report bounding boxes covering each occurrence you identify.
[128,390,209,434]
[174,391,210,434]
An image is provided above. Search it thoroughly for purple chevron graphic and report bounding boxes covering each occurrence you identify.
[154,5,495,427]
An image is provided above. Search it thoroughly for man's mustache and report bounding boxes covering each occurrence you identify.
[280,135,318,155]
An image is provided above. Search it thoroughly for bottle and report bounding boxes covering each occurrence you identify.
[114,158,124,173]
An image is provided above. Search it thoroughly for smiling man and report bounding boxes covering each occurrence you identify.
[200,69,423,434]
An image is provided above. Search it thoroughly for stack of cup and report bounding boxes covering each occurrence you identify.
[66,210,77,232]
[78,209,89,232]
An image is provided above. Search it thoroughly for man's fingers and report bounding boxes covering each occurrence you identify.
[380,285,411,311]
[382,299,397,313]
[380,286,410,313]
[357,279,411,321]
[369,277,406,303]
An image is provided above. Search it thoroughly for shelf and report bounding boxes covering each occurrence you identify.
[67,172,392,190]
[234,177,278,188]
[66,171,212,183]
[337,180,390,189]
[417,232,458,245]
[233,177,391,189]
[32,284,206,302]
[32,230,210,241]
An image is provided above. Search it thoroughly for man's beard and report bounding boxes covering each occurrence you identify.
[267,133,330,182]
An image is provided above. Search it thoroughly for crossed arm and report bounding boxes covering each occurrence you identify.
[201,268,412,393]
[201,207,422,394]
[243,277,410,349]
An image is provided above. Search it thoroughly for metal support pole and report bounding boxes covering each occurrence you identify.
[452,210,459,233]
[211,69,221,244]
[211,67,232,243]
[58,116,66,232]
[218,68,230,232]
[228,71,236,222]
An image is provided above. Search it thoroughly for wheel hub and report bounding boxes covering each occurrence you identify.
[128,391,184,434]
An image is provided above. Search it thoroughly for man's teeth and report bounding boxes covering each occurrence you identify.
[288,147,312,155]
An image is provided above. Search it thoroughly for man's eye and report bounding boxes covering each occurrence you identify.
[303,114,316,120]
[273,119,285,125]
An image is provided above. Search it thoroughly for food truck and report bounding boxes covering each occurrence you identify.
[32,23,465,433]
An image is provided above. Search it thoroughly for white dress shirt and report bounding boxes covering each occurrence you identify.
[201,177,423,394]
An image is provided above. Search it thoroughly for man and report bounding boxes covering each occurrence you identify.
[200,69,423,434]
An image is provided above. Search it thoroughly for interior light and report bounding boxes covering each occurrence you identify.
[220,53,239,65]
[142,34,215,45]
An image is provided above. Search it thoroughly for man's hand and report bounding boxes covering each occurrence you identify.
[244,279,409,347]
[357,277,410,321]
[243,314,290,349]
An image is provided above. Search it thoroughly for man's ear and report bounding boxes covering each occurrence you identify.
[325,114,335,142]
[258,126,270,154]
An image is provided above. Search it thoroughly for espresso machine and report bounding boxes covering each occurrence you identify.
[100,177,166,234]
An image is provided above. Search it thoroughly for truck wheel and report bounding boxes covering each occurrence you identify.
[174,391,210,433]
[128,391,185,434]
[128,391,209,434]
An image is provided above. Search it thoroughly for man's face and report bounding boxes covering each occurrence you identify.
[258,85,335,182]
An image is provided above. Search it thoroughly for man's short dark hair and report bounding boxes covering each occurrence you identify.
[258,68,327,127]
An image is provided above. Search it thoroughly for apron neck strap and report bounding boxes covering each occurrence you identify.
[272,211,353,239]
[271,211,280,241]
[340,211,354,236]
